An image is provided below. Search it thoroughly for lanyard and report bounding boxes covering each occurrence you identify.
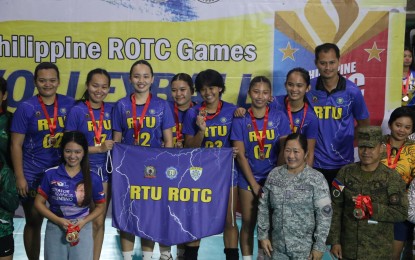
[174,102,193,142]
[403,70,412,96]
[248,106,269,160]
[131,94,151,145]
[386,141,404,169]
[38,95,58,137]
[85,100,105,146]
[285,96,307,133]
[199,101,222,121]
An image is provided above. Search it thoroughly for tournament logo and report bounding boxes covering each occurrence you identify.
[220,117,227,123]
[190,167,203,181]
[144,166,156,178]
[165,167,178,180]
[336,97,344,105]
[149,109,156,115]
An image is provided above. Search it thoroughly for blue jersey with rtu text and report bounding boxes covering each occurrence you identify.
[112,95,175,147]
[270,95,318,139]
[307,76,369,169]
[182,101,236,148]
[230,106,291,180]
[10,94,75,181]
[65,101,113,176]
[38,164,105,220]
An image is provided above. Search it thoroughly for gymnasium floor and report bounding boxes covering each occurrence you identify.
[12,217,335,259]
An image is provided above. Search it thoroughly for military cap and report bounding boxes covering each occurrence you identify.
[357,126,382,148]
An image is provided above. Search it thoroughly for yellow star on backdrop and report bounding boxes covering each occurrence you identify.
[364,42,385,62]
[279,42,299,61]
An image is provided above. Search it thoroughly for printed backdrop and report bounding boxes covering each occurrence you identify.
[0,0,407,126]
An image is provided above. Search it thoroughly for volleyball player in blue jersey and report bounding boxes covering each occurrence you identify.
[231,76,291,260]
[65,68,114,260]
[11,62,75,260]
[270,68,318,167]
[182,69,239,260]
[166,72,198,259]
[112,60,174,260]
[168,73,195,149]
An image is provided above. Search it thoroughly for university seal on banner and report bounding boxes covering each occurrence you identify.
[190,167,203,181]
[165,167,178,180]
[145,166,156,178]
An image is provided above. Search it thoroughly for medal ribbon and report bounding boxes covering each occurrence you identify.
[199,101,222,121]
[386,141,404,169]
[174,102,193,142]
[248,106,269,158]
[403,70,412,96]
[285,96,308,133]
[355,195,373,219]
[85,100,105,145]
[66,224,80,246]
[131,94,151,144]
[38,95,58,137]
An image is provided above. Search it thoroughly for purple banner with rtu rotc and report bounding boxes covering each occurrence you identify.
[111,143,233,246]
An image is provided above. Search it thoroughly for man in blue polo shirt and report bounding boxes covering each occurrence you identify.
[307,43,370,185]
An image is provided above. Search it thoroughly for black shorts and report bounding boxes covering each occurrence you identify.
[0,234,14,257]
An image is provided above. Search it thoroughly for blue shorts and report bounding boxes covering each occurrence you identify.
[19,177,42,202]
[394,221,414,241]
[237,173,266,191]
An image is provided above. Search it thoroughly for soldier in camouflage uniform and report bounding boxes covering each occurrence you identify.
[0,77,19,259]
[257,133,332,259]
[328,126,408,259]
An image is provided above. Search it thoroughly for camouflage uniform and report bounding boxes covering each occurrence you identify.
[257,165,332,259]
[327,126,408,259]
[0,112,19,238]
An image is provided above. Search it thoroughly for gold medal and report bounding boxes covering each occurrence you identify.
[199,108,207,117]
[66,230,79,243]
[95,143,101,147]
[403,95,409,102]
[175,141,183,148]
[259,151,265,160]
[49,136,57,146]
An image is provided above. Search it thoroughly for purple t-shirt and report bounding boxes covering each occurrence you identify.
[231,107,291,180]
[65,101,113,174]
[11,94,75,180]
[182,101,236,148]
[270,95,318,139]
[112,95,175,147]
[38,164,105,219]
[307,76,369,169]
